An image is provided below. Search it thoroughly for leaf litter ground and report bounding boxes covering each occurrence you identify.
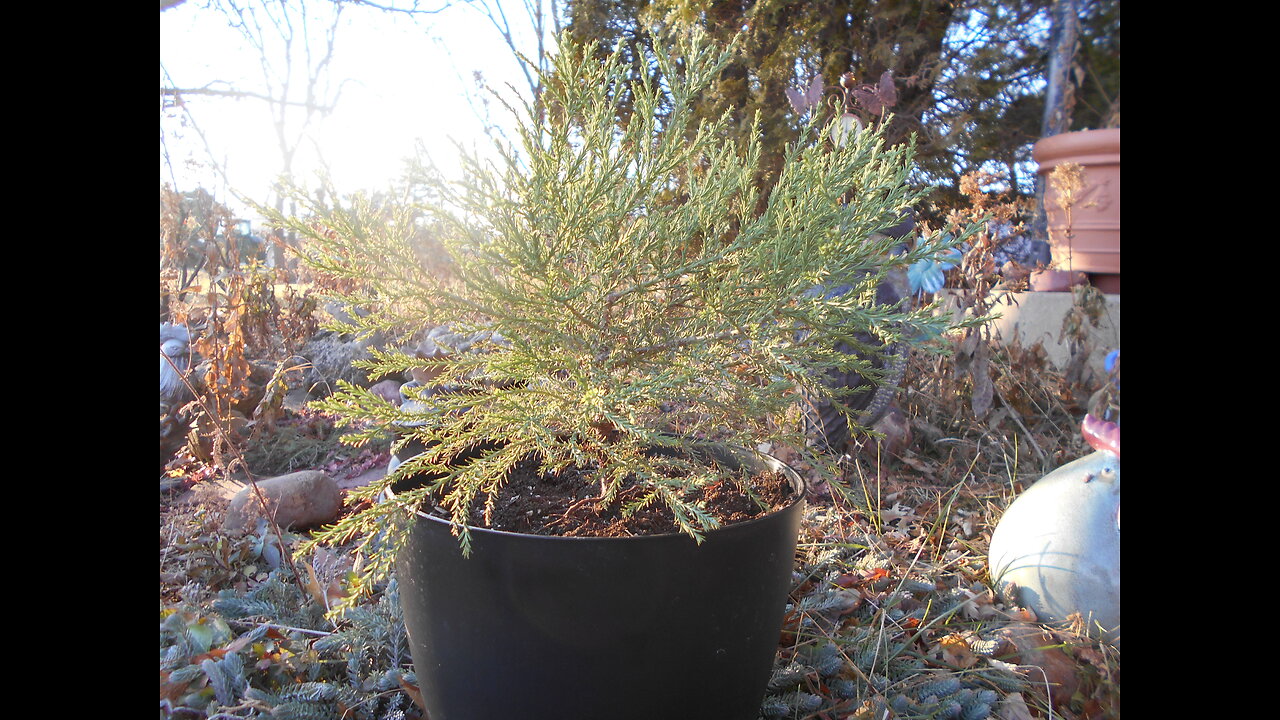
[161,346,1119,720]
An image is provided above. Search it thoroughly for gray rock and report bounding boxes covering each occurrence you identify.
[223,470,342,532]
[298,331,407,397]
[369,379,403,406]
[413,324,508,359]
[323,300,370,330]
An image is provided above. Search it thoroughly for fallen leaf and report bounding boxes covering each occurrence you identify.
[937,634,979,669]
[864,567,890,583]
[189,648,228,664]
[160,677,199,702]
[303,562,330,610]
[1075,646,1108,670]
[959,586,1001,621]
[832,573,860,588]
[399,677,426,711]
[881,503,917,524]
[953,332,979,377]
[221,631,258,655]
[1003,606,1038,623]
[998,623,1081,707]
[882,530,910,545]
[899,455,936,477]
[950,510,977,538]
[987,658,1022,674]
[1000,260,1034,288]
[994,692,1036,720]
[832,589,863,616]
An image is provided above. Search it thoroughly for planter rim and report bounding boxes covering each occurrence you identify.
[384,447,806,544]
[1033,127,1120,166]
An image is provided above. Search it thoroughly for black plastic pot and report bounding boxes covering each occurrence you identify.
[386,443,804,720]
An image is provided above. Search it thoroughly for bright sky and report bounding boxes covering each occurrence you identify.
[160,1,550,223]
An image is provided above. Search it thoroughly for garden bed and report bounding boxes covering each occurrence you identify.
[160,334,1119,719]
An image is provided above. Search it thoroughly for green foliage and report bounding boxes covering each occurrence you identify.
[162,572,419,720]
[569,0,964,203]
[565,0,1120,205]
[312,578,413,690]
[161,501,421,719]
[267,28,984,589]
[213,569,328,631]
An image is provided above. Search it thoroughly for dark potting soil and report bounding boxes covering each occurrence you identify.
[420,453,796,538]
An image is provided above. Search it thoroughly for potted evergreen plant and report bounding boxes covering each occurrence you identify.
[271,29,982,720]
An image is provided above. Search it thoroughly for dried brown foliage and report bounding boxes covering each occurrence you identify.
[898,172,1103,479]
[161,185,322,474]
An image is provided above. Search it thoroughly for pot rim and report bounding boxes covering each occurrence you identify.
[383,447,806,543]
[1032,127,1121,166]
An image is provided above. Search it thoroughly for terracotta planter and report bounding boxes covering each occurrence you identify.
[1034,128,1120,284]
[1028,269,1081,292]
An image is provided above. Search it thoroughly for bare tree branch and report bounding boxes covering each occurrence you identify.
[345,0,456,15]
[160,85,336,112]
[467,0,558,102]
[160,64,236,195]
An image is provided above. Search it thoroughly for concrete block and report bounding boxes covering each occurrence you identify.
[988,291,1119,376]
[940,290,1119,377]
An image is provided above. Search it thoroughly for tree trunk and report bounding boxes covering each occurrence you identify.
[1040,0,1079,139]
[1032,0,1079,237]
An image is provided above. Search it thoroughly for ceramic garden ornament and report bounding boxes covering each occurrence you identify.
[987,415,1120,645]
